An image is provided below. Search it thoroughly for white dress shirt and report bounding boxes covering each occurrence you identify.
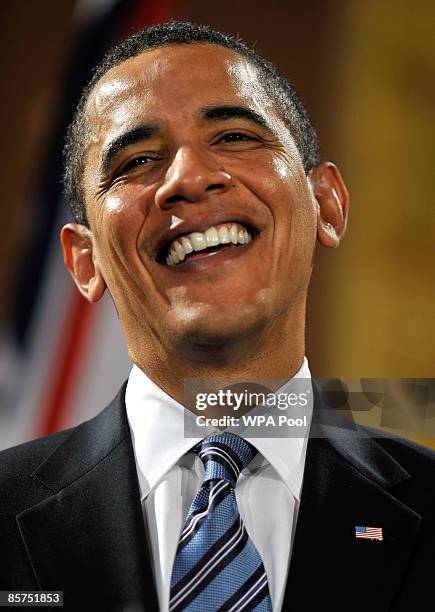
[125,359,312,611]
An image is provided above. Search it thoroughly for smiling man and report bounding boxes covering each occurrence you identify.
[62,30,343,396]
[0,21,433,612]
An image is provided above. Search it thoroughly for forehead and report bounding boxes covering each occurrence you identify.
[86,43,274,138]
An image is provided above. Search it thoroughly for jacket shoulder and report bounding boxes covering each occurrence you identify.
[364,426,435,472]
[0,428,75,479]
[0,384,127,515]
[0,428,76,515]
[362,427,435,513]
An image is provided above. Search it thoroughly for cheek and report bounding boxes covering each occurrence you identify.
[251,158,316,264]
[272,158,316,228]
[272,156,292,181]
[249,157,305,226]
[271,156,307,202]
[94,188,149,262]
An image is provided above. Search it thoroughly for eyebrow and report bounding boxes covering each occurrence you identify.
[200,105,274,134]
[100,124,158,175]
[99,105,274,175]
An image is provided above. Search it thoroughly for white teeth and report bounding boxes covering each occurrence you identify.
[205,227,219,247]
[218,226,230,244]
[174,241,185,262]
[190,232,207,251]
[180,236,193,254]
[165,222,254,266]
[230,224,238,245]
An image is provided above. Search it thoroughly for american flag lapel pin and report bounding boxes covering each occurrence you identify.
[355,525,383,541]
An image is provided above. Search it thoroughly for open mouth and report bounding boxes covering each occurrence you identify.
[156,222,258,267]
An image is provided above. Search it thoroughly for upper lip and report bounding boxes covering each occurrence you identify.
[153,211,260,262]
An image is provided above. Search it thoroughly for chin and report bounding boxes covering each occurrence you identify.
[169,302,272,351]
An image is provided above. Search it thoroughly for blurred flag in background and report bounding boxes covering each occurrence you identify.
[0,0,173,450]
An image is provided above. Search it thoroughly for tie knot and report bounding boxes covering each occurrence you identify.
[194,432,257,487]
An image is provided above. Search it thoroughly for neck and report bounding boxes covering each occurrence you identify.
[129,306,306,412]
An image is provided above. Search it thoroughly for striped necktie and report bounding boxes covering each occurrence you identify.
[169,432,273,611]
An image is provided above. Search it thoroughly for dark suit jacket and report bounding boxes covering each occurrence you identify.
[0,382,434,611]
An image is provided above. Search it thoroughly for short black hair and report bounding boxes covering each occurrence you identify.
[63,21,321,227]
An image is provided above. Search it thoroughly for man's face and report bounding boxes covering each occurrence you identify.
[81,43,318,356]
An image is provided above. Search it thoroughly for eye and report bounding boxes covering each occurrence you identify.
[117,155,158,176]
[217,132,257,144]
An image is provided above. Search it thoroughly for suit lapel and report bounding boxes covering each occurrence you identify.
[282,386,422,610]
[16,385,158,611]
[15,381,423,610]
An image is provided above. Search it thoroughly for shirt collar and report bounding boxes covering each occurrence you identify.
[126,357,312,502]
[246,358,312,501]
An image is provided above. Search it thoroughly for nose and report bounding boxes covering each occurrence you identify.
[154,146,233,209]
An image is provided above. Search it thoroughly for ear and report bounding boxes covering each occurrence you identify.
[308,162,349,248]
[60,223,106,302]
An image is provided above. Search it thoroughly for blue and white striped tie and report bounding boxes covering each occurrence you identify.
[169,432,273,611]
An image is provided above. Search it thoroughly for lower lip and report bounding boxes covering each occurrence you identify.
[162,240,256,272]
